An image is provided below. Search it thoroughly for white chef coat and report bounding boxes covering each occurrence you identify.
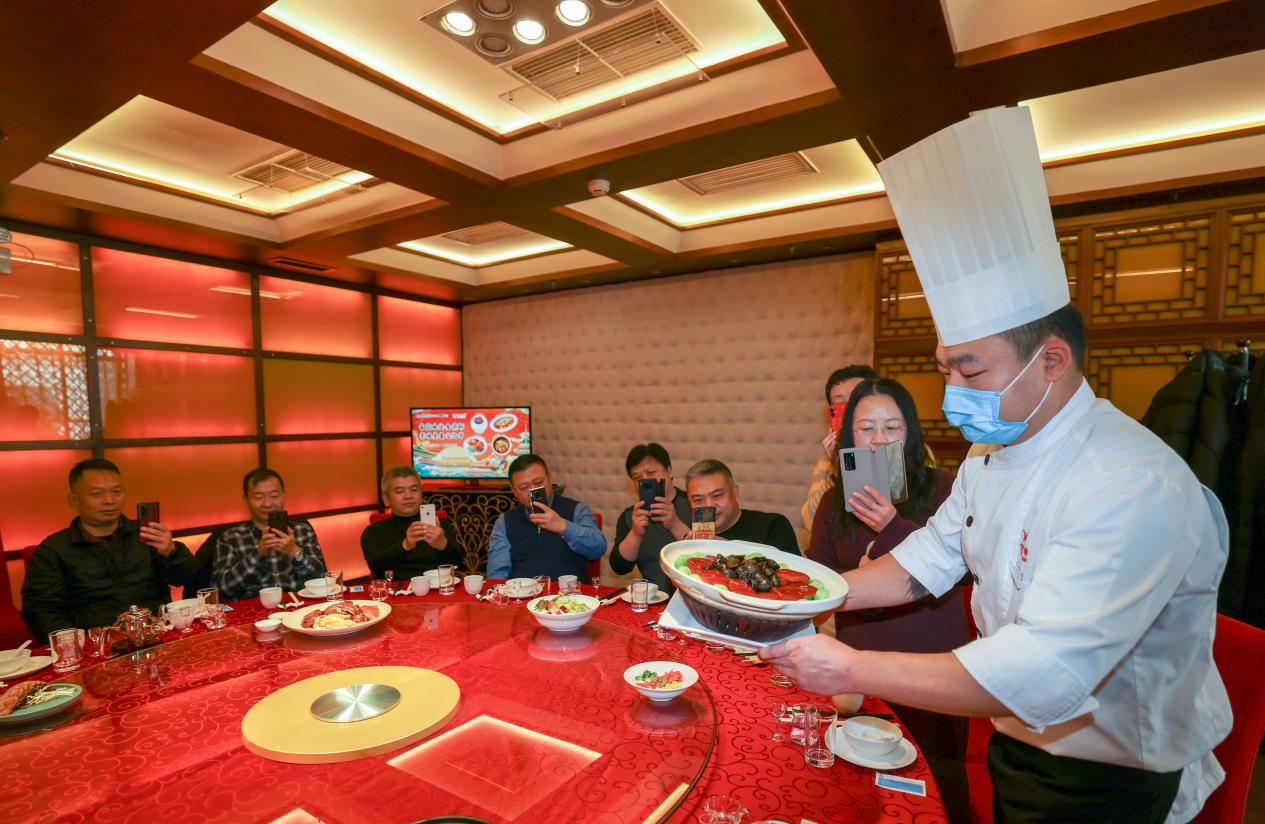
[891,379,1232,823]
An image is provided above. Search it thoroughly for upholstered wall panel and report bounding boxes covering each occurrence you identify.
[463,253,875,581]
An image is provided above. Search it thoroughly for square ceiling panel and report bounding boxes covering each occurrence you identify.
[400,222,571,265]
[263,0,784,134]
[620,139,884,228]
[52,97,379,214]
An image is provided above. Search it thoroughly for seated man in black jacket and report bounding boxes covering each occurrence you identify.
[685,459,801,556]
[360,466,460,580]
[611,443,691,594]
[21,458,195,639]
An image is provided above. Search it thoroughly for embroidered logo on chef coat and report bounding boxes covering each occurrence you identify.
[1019,529,1030,564]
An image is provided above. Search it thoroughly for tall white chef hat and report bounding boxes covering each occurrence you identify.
[876,106,1069,346]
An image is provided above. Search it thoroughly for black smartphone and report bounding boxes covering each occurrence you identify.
[528,487,548,511]
[267,509,289,533]
[136,501,160,529]
[637,477,664,510]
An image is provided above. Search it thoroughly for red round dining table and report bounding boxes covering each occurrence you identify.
[0,585,948,824]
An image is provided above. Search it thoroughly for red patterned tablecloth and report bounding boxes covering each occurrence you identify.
[1,585,946,824]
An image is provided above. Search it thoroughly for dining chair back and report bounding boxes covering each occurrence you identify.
[1195,614,1265,823]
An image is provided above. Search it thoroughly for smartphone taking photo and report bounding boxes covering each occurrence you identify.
[418,504,438,526]
[136,501,160,529]
[692,506,717,540]
[637,477,664,511]
[840,447,889,513]
[267,509,289,533]
[828,402,848,436]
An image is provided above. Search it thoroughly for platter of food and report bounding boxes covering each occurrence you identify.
[0,682,83,726]
[660,541,846,616]
[281,600,392,637]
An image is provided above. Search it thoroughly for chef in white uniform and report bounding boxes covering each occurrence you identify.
[762,107,1231,823]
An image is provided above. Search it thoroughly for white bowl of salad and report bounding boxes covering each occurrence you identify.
[526,593,599,633]
[624,661,699,702]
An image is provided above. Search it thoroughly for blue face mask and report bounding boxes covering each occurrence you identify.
[942,346,1052,444]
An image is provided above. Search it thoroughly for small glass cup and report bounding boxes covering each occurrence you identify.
[704,640,728,653]
[437,564,456,595]
[50,628,83,673]
[488,584,509,606]
[591,576,601,597]
[197,588,225,629]
[533,575,550,597]
[769,698,788,741]
[654,624,677,642]
[384,569,394,585]
[87,626,111,658]
[629,578,651,613]
[170,605,195,634]
[770,670,794,688]
[325,571,344,601]
[702,794,748,824]
[791,705,821,748]
[370,579,390,601]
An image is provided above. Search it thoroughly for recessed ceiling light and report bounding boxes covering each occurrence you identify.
[598,0,632,6]
[441,11,477,36]
[556,1,590,26]
[512,18,546,44]
[477,0,514,19]
[476,33,513,57]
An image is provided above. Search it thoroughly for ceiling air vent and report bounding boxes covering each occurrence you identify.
[234,150,356,194]
[441,222,532,245]
[505,4,697,101]
[268,256,334,273]
[679,152,819,196]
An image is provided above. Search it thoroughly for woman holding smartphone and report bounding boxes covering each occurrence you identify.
[807,377,970,822]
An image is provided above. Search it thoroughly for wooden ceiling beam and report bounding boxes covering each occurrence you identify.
[513,208,673,266]
[146,56,500,203]
[0,1,276,186]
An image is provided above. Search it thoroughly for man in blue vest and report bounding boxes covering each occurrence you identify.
[487,454,607,580]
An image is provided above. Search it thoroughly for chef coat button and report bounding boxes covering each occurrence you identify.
[965,515,974,527]
[972,573,980,585]
[984,454,991,465]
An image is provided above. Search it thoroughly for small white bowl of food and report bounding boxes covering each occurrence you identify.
[623,661,699,703]
[526,593,598,633]
[842,715,903,757]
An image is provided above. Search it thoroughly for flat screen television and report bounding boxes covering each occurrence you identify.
[410,406,532,480]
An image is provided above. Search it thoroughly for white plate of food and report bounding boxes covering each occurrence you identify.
[281,600,392,637]
[660,540,847,617]
[464,435,489,457]
[490,412,518,433]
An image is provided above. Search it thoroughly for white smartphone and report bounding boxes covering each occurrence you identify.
[418,504,438,526]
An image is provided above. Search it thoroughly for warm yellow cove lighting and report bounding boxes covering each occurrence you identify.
[622,182,886,227]
[399,238,571,266]
[49,150,372,214]
[125,307,200,319]
[1034,111,1265,162]
[209,285,303,300]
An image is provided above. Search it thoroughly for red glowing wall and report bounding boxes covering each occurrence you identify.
[377,297,461,365]
[0,232,82,335]
[99,348,256,438]
[380,366,463,430]
[259,276,372,358]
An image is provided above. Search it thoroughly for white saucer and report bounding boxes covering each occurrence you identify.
[618,589,670,605]
[826,723,916,770]
[297,585,345,598]
[0,655,54,680]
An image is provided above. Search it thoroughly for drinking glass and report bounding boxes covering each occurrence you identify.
[325,571,344,601]
[87,626,111,658]
[769,670,794,688]
[384,569,394,585]
[533,575,550,597]
[654,624,677,642]
[488,584,509,606]
[557,574,578,595]
[704,639,728,653]
[437,564,456,596]
[197,588,225,629]
[50,628,83,673]
[630,578,651,613]
[702,794,748,824]
[370,580,390,601]
[792,705,821,748]
[591,576,601,597]
[769,699,788,741]
[801,706,835,767]
[172,605,195,633]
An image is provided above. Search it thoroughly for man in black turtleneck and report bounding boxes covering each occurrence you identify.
[360,466,461,580]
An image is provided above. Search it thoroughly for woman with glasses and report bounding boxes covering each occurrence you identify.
[807,377,971,822]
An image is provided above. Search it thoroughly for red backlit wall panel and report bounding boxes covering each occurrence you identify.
[266,439,377,513]
[377,297,461,365]
[0,449,91,550]
[0,341,90,440]
[98,348,256,439]
[307,512,373,583]
[102,444,260,529]
[259,276,372,358]
[262,360,375,435]
[92,248,252,348]
[379,367,463,430]
[381,436,411,474]
[0,233,82,335]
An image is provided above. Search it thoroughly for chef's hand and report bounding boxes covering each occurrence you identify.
[403,521,441,550]
[821,430,839,460]
[529,501,567,534]
[850,485,897,533]
[630,501,651,537]
[759,634,859,695]
[263,526,300,558]
[139,522,175,555]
